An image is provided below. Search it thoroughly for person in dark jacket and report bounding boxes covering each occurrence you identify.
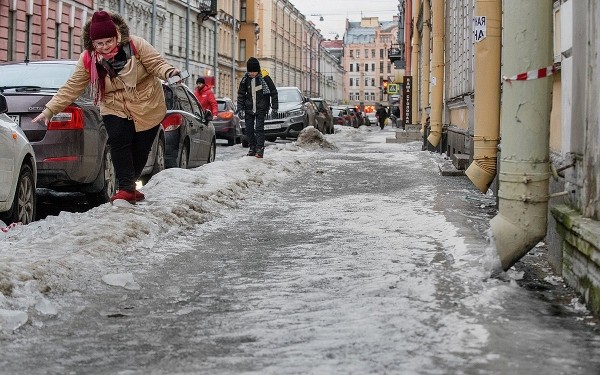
[376,103,389,130]
[237,57,278,158]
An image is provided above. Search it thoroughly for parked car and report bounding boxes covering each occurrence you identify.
[331,106,352,127]
[0,60,164,205]
[366,112,378,126]
[162,82,216,168]
[310,97,334,134]
[241,86,315,146]
[0,94,36,225]
[213,97,242,146]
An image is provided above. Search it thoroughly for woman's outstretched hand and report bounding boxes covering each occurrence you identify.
[32,113,49,126]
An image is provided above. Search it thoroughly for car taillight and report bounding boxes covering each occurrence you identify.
[337,118,344,125]
[162,113,184,131]
[217,111,233,120]
[47,106,84,130]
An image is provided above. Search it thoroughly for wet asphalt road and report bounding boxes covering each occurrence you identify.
[2,129,599,374]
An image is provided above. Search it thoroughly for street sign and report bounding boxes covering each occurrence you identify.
[403,76,412,126]
[387,83,399,94]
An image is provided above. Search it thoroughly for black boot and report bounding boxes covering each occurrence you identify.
[247,148,256,156]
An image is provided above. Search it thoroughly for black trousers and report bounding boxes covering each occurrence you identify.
[103,115,158,192]
[244,112,266,149]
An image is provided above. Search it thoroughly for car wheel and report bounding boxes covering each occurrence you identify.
[152,137,166,175]
[87,146,116,207]
[207,138,216,163]
[178,142,189,169]
[141,136,166,184]
[2,164,36,225]
[227,128,236,146]
[266,136,277,142]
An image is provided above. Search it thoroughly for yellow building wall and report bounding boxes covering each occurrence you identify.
[449,107,469,130]
[550,74,562,153]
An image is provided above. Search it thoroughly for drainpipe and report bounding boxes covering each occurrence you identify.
[490,0,553,271]
[40,0,47,59]
[213,18,219,97]
[151,0,157,45]
[419,0,431,134]
[426,0,444,147]
[465,0,502,193]
[410,0,421,126]
[232,0,237,98]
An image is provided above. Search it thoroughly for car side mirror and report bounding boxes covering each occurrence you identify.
[0,94,7,114]
[203,109,213,122]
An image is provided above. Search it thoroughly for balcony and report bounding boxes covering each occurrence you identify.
[196,0,217,17]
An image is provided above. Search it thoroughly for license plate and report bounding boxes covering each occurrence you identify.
[8,115,20,126]
[264,124,281,130]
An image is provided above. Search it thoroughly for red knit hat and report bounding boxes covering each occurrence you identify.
[89,11,117,40]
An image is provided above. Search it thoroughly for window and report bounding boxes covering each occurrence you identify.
[55,23,61,59]
[372,63,375,71]
[349,49,353,58]
[356,63,360,72]
[240,0,247,22]
[365,63,368,72]
[365,49,369,57]
[371,49,375,58]
[239,39,246,62]
[380,49,384,58]
[356,50,360,58]
[349,93,354,101]
[350,64,354,72]
[380,62,384,73]
[349,78,353,86]
[371,78,375,86]
[355,78,359,86]
[365,77,369,86]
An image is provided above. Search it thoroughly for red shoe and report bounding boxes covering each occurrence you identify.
[110,190,137,204]
[135,190,145,201]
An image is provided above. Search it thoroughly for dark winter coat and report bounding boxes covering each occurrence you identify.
[237,71,278,116]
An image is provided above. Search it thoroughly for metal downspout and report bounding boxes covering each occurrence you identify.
[419,0,431,135]
[405,0,412,76]
[410,0,421,127]
[427,0,444,147]
[490,0,553,271]
[465,0,502,193]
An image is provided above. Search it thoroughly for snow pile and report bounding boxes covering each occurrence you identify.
[296,126,338,150]
[0,145,318,332]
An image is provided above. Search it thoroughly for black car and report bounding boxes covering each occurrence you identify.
[0,60,165,205]
[162,83,216,169]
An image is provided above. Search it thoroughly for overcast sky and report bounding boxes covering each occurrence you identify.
[288,0,400,39]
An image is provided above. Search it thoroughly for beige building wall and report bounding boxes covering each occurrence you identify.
[342,17,397,112]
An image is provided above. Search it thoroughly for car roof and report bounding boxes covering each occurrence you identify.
[0,60,78,67]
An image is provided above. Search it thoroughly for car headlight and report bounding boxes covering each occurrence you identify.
[287,109,305,117]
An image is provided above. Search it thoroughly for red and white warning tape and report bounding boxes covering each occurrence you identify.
[502,64,560,83]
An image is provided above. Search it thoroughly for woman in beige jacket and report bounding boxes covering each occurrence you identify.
[33,11,180,203]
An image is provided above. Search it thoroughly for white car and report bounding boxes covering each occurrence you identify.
[0,94,36,225]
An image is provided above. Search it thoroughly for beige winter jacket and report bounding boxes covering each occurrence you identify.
[42,14,175,132]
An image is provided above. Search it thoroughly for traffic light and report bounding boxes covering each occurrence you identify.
[382,80,389,94]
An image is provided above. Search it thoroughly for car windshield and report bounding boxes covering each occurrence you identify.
[0,64,75,89]
[277,88,303,103]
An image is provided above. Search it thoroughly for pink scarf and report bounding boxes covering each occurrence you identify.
[88,46,118,105]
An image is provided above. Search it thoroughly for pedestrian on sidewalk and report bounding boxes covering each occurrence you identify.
[33,11,181,204]
[236,57,278,158]
[194,77,218,116]
[376,104,388,130]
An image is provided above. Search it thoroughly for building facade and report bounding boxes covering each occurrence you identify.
[342,17,398,113]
